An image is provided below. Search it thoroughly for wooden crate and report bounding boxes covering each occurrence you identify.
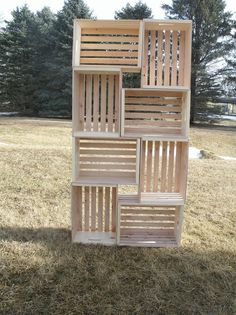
[139,140,188,201]
[121,88,190,139]
[72,137,140,185]
[73,70,121,137]
[141,20,192,88]
[72,185,117,244]
[117,195,184,247]
[73,19,143,70]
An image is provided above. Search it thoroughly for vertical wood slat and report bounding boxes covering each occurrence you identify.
[164,30,170,86]
[142,30,149,85]
[157,31,163,86]
[146,141,153,192]
[93,74,99,131]
[150,30,156,86]
[84,186,90,231]
[114,75,119,132]
[112,187,116,232]
[153,142,160,191]
[86,74,92,131]
[79,74,85,130]
[101,75,107,132]
[98,187,103,231]
[105,187,110,232]
[179,31,185,86]
[171,31,178,86]
[140,140,146,192]
[91,187,96,231]
[161,142,168,191]
[175,142,182,192]
[108,75,114,132]
[168,142,175,191]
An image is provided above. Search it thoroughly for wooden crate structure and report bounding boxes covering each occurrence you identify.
[73,19,143,70]
[139,140,188,202]
[72,185,117,245]
[71,19,192,247]
[121,88,190,139]
[73,69,121,137]
[117,195,183,247]
[72,137,140,185]
[141,20,192,88]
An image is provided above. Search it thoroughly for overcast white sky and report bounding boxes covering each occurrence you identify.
[1,0,236,21]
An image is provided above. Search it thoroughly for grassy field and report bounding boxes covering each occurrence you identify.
[0,118,236,315]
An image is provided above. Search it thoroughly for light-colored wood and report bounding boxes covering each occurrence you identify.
[74,137,139,185]
[74,19,142,68]
[122,88,188,138]
[139,140,188,199]
[142,20,192,88]
[71,185,118,244]
[72,18,191,247]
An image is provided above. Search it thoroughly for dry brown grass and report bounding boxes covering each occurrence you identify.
[0,118,236,315]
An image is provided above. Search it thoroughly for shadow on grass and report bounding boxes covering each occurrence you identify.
[1,226,236,315]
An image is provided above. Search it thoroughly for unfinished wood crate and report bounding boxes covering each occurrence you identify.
[72,185,117,244]
[71,18,192,247]
[121,88,190,139]
[73,70,121,137]
[142,20,192,88]
[139,140,188,202]
[117,195,183,247]
[73,19,142,70]
[72,138,140,185]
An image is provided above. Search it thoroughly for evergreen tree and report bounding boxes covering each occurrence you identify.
[115,1,152,88]
[115,1,152,19]
[0,6,38,113]
[162,0,234,122]
[223,32,236,96]
[46,0,93,116]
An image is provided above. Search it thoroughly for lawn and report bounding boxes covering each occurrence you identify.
[0,118,236,315]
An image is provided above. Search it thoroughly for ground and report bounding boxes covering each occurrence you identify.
[0,118,236,315]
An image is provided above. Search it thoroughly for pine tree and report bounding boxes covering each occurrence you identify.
[46,0,93,116]
[0,6,38,113]
[162,0,234,122]
[115,1,152,19]
[115,1,153,88]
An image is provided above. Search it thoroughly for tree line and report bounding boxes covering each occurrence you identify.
[0,0,235,122]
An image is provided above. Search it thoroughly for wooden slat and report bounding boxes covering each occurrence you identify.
[125,98,181,105]
[79,149,136,156]
[80,156,136,163]
[80,142,136,149]
[168,142,175,191]
[81,28,139,35]
[98,187,103,231]
[112,187,116,232]
[101,75,106,131]
[85,74,92,131]
[81,43,139,50]
[115,75,120,132]
[161,142,168,192]
[164,31,170,86]
[178,31,185,85]
[91,187,96,231]
[108,75,114,132]
[153,141,160,191]
[80,58,138,65]
[122,209,175,215]
[121,221,174,228]
[81,35,139,43]
[125,112,181,120]
[93,74,99,131]
[79,74,85,130]
[146,141,153,192]
[171,31,178,86]
[84,186,90,231]
[150,30,156,86]
[175,142,182,192]
[80,50,138,57]
[121,215,175,222]
[124,120,181,127]
[142,30,149,85]
[157,31,163,85]
[80,163,135,170]
[105,187,110,232]
[140,140,146,191]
